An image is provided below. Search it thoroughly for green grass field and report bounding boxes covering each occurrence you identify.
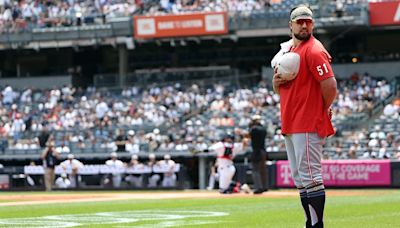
[0,189,399,227]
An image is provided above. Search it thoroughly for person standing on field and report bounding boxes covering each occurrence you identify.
[40,140,60,191]
[249,115,268,194]
[272,5,337,228]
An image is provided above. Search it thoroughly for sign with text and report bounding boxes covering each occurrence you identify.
[134,12,228,39]
[276,160,391,187]
[369,1,400,26]
[0,175,9,189]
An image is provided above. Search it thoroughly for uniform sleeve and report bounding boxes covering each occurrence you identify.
[306,45,334,82]
[208,142,222,153]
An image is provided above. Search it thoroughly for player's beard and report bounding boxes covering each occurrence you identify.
[294,30,311,40]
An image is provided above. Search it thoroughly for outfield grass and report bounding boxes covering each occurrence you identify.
[0,189,399,227]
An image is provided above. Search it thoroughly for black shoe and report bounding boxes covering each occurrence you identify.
[253,189,264,194]
[312,222,323,228]
[263,188,268,192]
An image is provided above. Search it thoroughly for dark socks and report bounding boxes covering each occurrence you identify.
[307,184,326,228]
[299,187,312,228]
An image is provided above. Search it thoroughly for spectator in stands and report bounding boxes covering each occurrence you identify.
[126,130,140,154]
[40,140,60,191]
[348,145,357,159]
[37,127,50,148]
[159,154,177,187]
[2,85,14,105]
[125,154,144,188]
[383,102,399,117]
[147,153,160,187]
[114,128,128,152]
[101,138,117,152]
[105,152,124,188]
[10,113,25,141]
[60,154,84,188]
[332,142,345,160]
[55,173,71,189]
[56,142,70,154]
[95,97,109,120]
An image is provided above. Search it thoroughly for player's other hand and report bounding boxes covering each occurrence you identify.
[272,72,289,86]
[328,107,333,120]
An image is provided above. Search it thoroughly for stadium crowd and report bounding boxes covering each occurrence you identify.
[0,0,370,33]
[1,73,399,160]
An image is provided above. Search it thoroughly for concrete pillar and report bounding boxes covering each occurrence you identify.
[198,155,207,189]
[118,45,128,87]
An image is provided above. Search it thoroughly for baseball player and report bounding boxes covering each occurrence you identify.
[272,5,337,228]
[125,154,144,188]
[208,133,242,194]
[105,152,124,188]
[159,154,177,187]
[147,153,160,187]
[60,154,84,188]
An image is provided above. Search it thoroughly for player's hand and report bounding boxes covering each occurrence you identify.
[272,72,288,86]
[328,107,333,120]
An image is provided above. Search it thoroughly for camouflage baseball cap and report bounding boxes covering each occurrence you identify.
[290,5,313,21]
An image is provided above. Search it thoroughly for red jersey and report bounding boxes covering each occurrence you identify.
[279,36,335,137]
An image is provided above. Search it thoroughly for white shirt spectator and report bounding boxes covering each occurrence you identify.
[126,142,140,154]
[383,104,397,117]
[20,89,32,103]
[56,145,71,153]
[96,101,109,119]
[2,86,13,104]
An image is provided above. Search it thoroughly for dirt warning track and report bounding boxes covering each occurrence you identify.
[0,189,379,206]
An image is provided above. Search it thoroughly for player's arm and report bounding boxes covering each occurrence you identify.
[320,77,337,110]
[40,148,48,160]
[272,72,289,95]
[307,46,337,109]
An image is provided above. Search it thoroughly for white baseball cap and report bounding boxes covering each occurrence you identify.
[290,5,313,21]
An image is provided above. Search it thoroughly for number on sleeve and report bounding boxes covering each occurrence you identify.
[316,63,329,76]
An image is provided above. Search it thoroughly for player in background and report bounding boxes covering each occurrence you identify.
[208,133,243,194]
[272,5,337,228]
[60,154,84,188]
[147,153,161,187]
[125,154,144,188]
[159,154,177,187]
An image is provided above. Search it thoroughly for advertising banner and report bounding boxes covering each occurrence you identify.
[134,12,228,39]
[0,174,9,189]
[369,1,400,26]
[276,160,391,187]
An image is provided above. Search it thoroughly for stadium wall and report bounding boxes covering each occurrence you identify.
[1,159,399,191]
[0,75,72,89]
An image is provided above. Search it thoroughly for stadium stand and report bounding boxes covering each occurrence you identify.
[1,74,398,160]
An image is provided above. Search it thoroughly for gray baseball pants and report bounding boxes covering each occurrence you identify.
[284,133,325,188]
